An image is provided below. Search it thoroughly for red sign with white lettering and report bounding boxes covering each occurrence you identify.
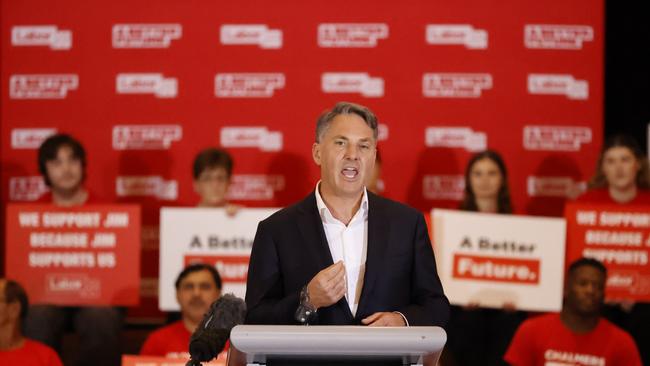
[453,254,540,284]
[5,204,141,305]
[565,202,650,301]
[184,255,250,284]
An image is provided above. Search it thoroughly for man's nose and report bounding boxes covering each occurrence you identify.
[345,143,359,160]
[62,161,75,171]
[585,283,598,295]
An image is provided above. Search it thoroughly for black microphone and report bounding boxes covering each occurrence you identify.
[186,293,246,366]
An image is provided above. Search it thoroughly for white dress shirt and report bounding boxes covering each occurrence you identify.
[315,182,368,316]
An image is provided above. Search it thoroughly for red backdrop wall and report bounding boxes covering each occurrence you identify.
[1,0,603,321]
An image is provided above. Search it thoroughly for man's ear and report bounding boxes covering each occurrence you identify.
[176,290,182,306]
[312,143,321,166]
[562,278,570,298]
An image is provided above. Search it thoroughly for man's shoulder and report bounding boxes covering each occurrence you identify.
[147,320,187,340]
[23,338,58,354]
[260,192,423,223]
[20,339,62,365]
[519,313,559,333]
[260,192,315,226]
[369,192,423,220]
[598,317,636,341]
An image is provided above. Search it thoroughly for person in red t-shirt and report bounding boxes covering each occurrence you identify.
[574,134,650,365]
[24,134,123,366]
[140,264,222,358]
[0,278,63,366]
[504,257,642,366]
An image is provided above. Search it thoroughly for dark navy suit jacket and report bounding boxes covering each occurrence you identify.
[244,191,449,327]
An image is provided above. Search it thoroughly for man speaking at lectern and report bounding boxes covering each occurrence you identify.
[245,102,449,327]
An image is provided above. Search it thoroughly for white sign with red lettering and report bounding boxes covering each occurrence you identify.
[159,208,278,311]
[432,209,566,311]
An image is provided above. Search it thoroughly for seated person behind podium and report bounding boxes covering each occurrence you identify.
[192,147,241,214]
[140,264,222,358]
[0,278,63,366]
[24,134,122,366]
[504,257,642,366]
[245,101,449,326]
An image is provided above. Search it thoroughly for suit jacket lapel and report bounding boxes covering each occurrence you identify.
[356,192,390,318]
[296,193,333,270]
[296,192,354,321]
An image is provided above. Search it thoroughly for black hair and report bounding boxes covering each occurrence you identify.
[4,279,29,322]
[37,133,86,187]
[175,263,222,290]
[459,149,513,213]
[192,148,234,180]
[567,257,607,278]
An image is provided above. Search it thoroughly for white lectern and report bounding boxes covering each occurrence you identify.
[228,325,446,366]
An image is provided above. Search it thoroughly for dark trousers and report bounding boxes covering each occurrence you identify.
[24,305,123,366]
[603,303,650,366]
[442,305,526,366]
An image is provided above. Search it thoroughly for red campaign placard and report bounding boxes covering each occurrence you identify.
[565,202,650,302]
[5,204,141,306]
[452,254,540,285]
[184,255,250,284]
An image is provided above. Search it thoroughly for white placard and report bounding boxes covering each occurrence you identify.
[432,209,566,312]
[159,207,278,311]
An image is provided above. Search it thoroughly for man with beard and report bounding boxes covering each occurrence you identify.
[140,264,222,358]
[504,258,641,366]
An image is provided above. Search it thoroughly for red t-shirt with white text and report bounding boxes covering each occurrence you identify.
[575,189,650,205]
[504,313,641,366]
[0,339,63,366]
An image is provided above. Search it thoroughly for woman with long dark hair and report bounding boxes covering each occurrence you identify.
[459,150,512,213]
[444,150,524,366]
